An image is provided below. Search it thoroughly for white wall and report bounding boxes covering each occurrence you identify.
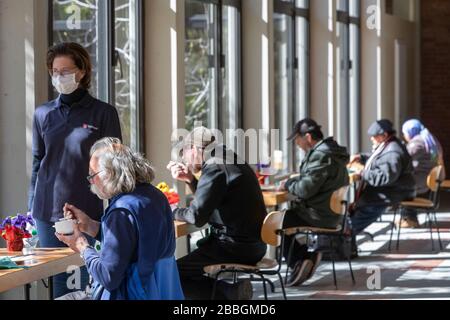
[0,0,49,300]
[241,0,275,163]
[360,0,419,152]
[144,0,189,258]
[0,0,48,235]
[310,0,337,138]
[308,0,419,153]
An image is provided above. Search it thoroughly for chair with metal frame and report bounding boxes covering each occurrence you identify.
[388,165,444,252]
[203,211,288,300]
[283,186,355,289]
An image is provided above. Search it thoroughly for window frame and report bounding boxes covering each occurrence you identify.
[336,0,361,154]
[274,0,310,171]
[184,0,243,133]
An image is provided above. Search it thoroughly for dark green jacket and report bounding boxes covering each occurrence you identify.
[285,138,350,228]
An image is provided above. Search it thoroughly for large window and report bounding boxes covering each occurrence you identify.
[50,0,144,151]
[185,0,241,136]
[336,0,361,154]
[274,0,310,171]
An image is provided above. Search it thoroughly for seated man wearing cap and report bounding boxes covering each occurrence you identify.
[349,119,416,253]
[167,127,267,300]
[280,119,350,287]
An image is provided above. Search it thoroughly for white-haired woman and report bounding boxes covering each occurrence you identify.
[56,137,184,300]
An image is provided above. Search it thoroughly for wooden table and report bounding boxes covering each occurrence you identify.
[0,222,205,298]
[0,219,211,298]
[262,171,359,208]
[0,248,83,297]
[174,221,207,238]
[174,221,209,254]
[442,180,450,189]
[263,191,290,208]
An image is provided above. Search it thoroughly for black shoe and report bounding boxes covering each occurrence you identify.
[286,259,314,287]
[217,279,253,300]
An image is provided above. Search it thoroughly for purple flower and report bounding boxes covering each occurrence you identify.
[0,217,12,230]
[10,214,29,231]
[1,213,35,233]
[26,213,35,226]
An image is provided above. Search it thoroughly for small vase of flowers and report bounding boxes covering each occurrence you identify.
[1,214,34,252]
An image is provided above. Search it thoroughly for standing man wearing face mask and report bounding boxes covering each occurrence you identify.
[29,42,122,299]
[349,120,416,253]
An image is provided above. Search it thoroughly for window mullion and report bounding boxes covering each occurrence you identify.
[216,2,223,131]
[97,0,115,104]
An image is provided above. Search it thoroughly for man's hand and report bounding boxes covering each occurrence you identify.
[63,203,100,238]
[55,223,89,254]
[349,154,362,165]
[277,179,288,191]
[167,161,194,184]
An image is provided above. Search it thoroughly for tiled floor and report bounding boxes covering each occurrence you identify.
[252,200,450,300]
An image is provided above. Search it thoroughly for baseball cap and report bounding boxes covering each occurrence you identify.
[367,119,396,137]
[181,126,216,148]
[287,119,323,141]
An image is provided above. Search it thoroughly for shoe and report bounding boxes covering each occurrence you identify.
[399,217,419,229]
[307,251,323,279]
[286,259,314,287]
[218,279,253,300]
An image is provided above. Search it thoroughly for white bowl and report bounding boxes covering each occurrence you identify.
[54,219,76,235]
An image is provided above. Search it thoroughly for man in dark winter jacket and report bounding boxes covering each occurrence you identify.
[167,127,267,300]
[349,119,416,238]
[280,119,350,287]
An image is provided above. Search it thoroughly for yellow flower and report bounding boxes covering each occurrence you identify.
[156,182,170,193]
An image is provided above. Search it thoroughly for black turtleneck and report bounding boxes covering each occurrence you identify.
[60,88,87,107]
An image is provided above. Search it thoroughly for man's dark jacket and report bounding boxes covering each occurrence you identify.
[174,145,267,256]
[285,138,350,229]
[358,137,416,207]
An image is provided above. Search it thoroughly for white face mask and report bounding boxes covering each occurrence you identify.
[52,73,79,95]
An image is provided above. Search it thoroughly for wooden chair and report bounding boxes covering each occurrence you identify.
[441,164,450,191]
[388,166,444,252]
[283,186,355,289]
[203,211,288,300]
[437,160,449,191]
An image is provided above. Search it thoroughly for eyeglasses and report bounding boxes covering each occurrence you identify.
[86,171,102,183]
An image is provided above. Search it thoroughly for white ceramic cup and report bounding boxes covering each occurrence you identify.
[54,218,76,235]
